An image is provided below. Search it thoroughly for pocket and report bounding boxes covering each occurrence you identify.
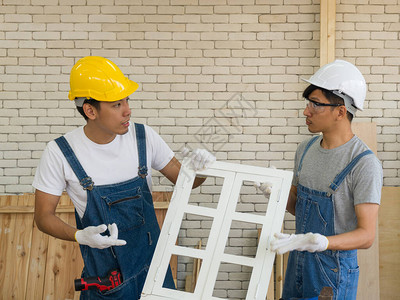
[96,266,149,299]
[309,201,328,233]
[101,187,145,232]
[87,275,137,300]
[315,252,339,290]
[344,266,359,300]
[296,197,328,235]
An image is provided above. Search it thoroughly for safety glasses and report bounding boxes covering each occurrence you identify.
[305,98,342,113]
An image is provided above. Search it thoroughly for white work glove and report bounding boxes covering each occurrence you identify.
[254,166,276,197]
[182,147,216,171]
[270,232,329,254]
[254,182,273,197]
[75,223,127,249]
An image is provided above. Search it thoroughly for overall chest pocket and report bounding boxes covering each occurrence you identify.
[296,195,329,235]
[101,187,145,232]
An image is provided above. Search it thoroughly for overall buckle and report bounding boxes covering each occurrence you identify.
[80,176,94,191]
[138,166,148,179]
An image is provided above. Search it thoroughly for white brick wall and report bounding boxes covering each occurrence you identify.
[1,0,399,297]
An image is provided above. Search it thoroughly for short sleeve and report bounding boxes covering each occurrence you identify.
[32,141,67,196]
[144,125,174,171]
[352,154,383,206]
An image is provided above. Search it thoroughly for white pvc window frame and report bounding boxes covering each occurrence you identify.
[142,158,293,300]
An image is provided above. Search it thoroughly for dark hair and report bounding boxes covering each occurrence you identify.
[76,98,101,120]
[303,84,353,122]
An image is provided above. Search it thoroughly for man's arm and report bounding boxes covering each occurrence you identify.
[286,185,297,216]
[327,202,379,250]
[35,189,127,248]
[34,189,77,241]
[159,157,206,189]
[271,202,379,254]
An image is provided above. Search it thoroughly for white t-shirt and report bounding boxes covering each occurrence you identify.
[33,123,174,218]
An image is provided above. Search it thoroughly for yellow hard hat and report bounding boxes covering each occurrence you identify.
[68,56,139,102]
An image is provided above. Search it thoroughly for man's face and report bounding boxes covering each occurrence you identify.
[94,97,131,137]
[303,89,339,133]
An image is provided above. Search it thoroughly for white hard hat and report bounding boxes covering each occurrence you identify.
[302,60,367,115]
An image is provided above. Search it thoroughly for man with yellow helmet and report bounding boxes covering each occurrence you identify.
[33,56,215,299]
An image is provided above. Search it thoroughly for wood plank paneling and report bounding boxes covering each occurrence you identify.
[379,187,400,299]
[1,195,21,299]
[26,219,49,300]
[352,122,380,300]
[14,195,34,300]
[320,0,336,66]
[0,192,174,300]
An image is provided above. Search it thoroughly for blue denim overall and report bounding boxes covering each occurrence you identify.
[55,123,175,299]
[282,136,372,300]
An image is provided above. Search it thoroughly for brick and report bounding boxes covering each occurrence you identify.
[0,176,19,185]
[175,49,202,58]
[46,41,74,50]
[173,15,200,23]
[74,23,102,32]
[201,14,229,23]
[148,49,175,57]
[6,32,32,40]
[173,32,200,41]
[204,49,231,58]
[0,75,18,82]
[5,168,32,176]
[7,49,32,59]
[259,14,286,24]
[144,31,172,40]
[5,14,32,23]
[6,66,33,74]
[358,5,385,14]
[88,14,116,23]
[186,57,213,66]
[33,14,60,23]
[229,14,259,24]
[185,6,213,14]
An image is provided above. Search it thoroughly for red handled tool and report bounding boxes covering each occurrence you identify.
[74,269,122,292]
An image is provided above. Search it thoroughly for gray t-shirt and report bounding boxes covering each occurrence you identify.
[292,135,383,235]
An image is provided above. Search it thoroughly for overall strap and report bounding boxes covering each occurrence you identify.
[296,135,320,179]
[329,149,373,192]
[134,123,148,179]
[55,136,94,191]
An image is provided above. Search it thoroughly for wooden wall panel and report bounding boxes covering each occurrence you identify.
[26,221,49,300]
[42,197,83,299]
[320,0,336,66]
[0,192,174,300]
[0,195,28,299]
[352,122,380,300]
[379,187,400,299]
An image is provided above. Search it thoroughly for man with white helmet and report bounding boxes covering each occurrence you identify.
[270,60,383,300]
[33,56,215,299]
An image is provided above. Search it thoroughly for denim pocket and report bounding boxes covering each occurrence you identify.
[298,198,328,235]
[344,266,359,300]
[310,201,328,231]
[315,252,339,290]
[101,187,145,232]
[87,275,137,299]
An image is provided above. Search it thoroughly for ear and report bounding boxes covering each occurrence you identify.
[336,105,347,120]
[82,103,97,120]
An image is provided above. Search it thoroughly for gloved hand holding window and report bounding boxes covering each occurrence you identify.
[270,232,329,254]
[182,147,216,171]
